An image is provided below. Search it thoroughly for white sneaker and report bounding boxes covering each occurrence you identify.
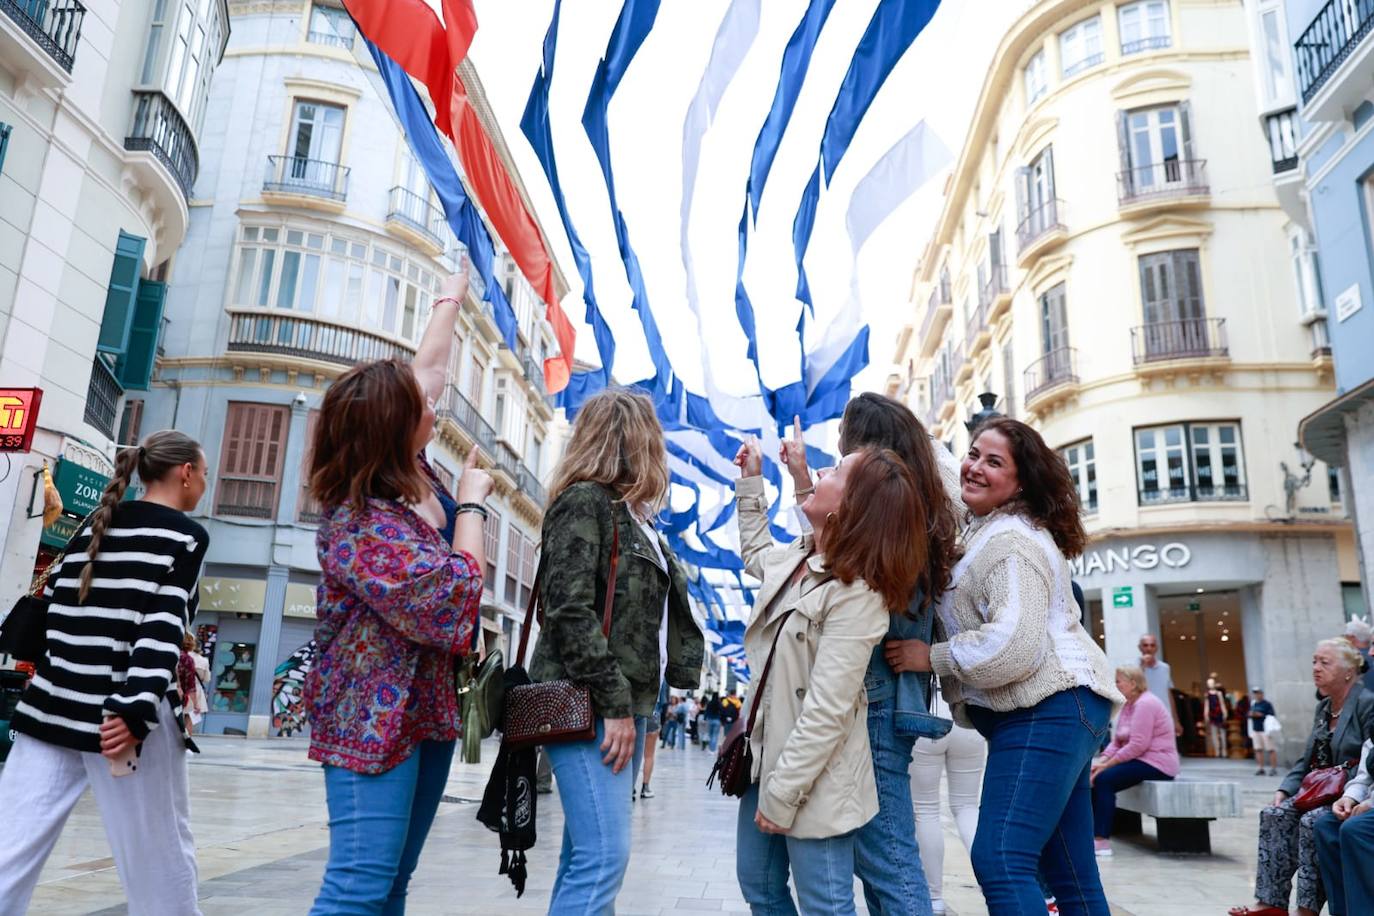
[930,899,947,915]
[1093,838,1113,858]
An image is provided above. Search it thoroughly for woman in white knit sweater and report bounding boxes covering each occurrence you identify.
[891,417,1122,915]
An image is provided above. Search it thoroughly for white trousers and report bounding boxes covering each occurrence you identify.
[0,700,200,916]
[911,723,986,901]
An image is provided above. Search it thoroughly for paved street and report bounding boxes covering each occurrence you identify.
[10,735,1280,915]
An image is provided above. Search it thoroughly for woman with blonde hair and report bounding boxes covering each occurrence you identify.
[1090,664,1180,857]
[531,387,704,913]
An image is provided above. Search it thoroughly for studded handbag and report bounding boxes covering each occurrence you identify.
[501,527,619,751]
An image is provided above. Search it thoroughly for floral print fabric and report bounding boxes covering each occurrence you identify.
[305,497,482,774]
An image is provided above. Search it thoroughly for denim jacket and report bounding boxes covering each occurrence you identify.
[864,590,953,739]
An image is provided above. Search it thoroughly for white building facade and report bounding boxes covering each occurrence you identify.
[890,0,1360,759]
[135,0,564,736]
[1,0,229,613]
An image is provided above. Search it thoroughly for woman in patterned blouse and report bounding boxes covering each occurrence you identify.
[303,268,493,915]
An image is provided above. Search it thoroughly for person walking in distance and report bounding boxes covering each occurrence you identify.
[673,695,690,750]
[732,438,928,915]
[633,681,667,800]
[660,695,679,749]
[1138,634,1183,739]
[702,692,723,752]
[530,388,705,914]
[0,431,212,915]
[1249,687,1280,777]
[899,418,1123,914]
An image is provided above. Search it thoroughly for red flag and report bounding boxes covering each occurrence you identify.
[346,0,575,394]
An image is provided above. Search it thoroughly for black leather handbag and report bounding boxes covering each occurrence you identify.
[0,551,67,663]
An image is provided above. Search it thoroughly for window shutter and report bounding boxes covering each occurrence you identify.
[483,508,502,589]
[115,279,166,390]
[97,232,146,355]
[1015,166,1030,225]
[1043,145,1056,198]
[215,403,290,519]
[1178,100,1194,161]
[297,410,322,523]
[1115,111,1131,173]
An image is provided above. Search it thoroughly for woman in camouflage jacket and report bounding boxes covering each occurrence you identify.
[530,388,704,914]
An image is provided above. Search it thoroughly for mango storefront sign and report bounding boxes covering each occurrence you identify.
[1069,542,1192,578]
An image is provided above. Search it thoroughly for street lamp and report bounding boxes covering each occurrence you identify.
[1280,440,1316,516]
[965,391,1002,432]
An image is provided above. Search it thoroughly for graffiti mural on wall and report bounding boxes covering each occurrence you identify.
[272,640,316,737]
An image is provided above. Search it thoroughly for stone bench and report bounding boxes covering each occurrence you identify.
[1112,779,1242,854]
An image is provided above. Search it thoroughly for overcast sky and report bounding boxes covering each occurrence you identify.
[465,0,1026,402]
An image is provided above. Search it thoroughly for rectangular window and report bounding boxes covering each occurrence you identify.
[483,507,502,591]
[1060,439,1097,513]
[118,399,144,447]
[1261,8,1287,102]
[505,528,523,607]
[1136,249,1210,359]
[1039,282,1069,355]
[298,410,323,523]
[1329,465,1342,504]
[1024,50,1048,105]
[1134,422,1247,504]
[520,532,538,609]
[1119,1,1170,54]
[432,462,455,493]
[1060,17,1103,77]
[216,402,290,519]
[309,2,356,48]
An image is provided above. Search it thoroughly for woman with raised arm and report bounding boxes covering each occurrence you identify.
[778,393,961,915]
[732,436,926,915]
[0,431,211,915]
[305,268,494,915]
[895,417,1122,914]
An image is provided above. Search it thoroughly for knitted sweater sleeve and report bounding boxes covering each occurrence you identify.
[930,536,1051,690]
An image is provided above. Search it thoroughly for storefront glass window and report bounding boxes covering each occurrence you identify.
[211,641,255,714]
[1060,439,1097,513]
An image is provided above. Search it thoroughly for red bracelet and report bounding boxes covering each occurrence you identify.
[434,296,462,308]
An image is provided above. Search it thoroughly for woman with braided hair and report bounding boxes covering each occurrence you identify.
[0,430,211,914]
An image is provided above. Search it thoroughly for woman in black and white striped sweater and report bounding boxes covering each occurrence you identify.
[0,430,210,916]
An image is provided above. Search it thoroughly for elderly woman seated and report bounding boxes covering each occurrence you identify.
[1090,665,1180,857]
[1229,639,1374,916]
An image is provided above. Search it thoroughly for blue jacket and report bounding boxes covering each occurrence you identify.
[864,590,952,739]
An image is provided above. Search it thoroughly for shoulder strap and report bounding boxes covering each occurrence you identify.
[743,609,795,738]
[515,499,621,668]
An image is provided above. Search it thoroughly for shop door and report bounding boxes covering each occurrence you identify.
[1158,591,1247,756]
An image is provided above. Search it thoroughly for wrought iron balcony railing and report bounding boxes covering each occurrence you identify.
[226,310,413,367]
[264,155,349,201]
[1063,51,1104,78]
[125,90,198,198]
[965,300,989,350]
[517,465,547,507]
[437,385,498,453]
[307,29,354,49]
[1117,159,1209,204]
[1023,347,1078,403]
[1130,317,1228,364]
[1,0,84,72]
[1295,0,1374,104]
[1016,198,1065,255]
[978,263,1008,309]
[1138,482,1249,506]
[387,186,446,248]
[1121,34,1171,55]
[83,355,122,438]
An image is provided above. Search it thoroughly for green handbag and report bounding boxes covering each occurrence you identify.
[458,648,505,764]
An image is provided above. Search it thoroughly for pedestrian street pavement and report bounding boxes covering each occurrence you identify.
[15,735,1280,915]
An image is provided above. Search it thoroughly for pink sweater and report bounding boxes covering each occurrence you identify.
[1102,691,1180,778]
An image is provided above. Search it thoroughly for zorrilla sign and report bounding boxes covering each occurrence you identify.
[0,388,42,452]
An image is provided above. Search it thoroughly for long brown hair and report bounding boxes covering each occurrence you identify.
[825,449,926,613]
[547,388,668,511]
[79,430,203,603]
[970,417,1087,557]
[837,393,958,608]
[309,358,428,509]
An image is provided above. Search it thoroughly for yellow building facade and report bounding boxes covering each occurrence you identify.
[889,0,1360,757]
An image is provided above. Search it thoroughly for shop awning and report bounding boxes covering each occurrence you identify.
[1299,377,1374,466]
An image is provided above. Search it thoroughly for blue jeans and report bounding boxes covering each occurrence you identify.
[1315,808,1374,916]
[736,784,858,915]
[705,716,722,751]
[311,739,456,915]
[546,719,632,915]
[855,697,933,915]
[660,718,678,748]
[631,716,649,789]
[1090,759,1172,838]
[966,688,1111,916]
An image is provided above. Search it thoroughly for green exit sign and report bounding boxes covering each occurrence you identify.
[1188,600,1201,612]
[1112,586,1134,609]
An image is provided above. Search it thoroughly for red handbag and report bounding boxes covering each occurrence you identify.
[1293,761,1354,812]
[501,527,619,751]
